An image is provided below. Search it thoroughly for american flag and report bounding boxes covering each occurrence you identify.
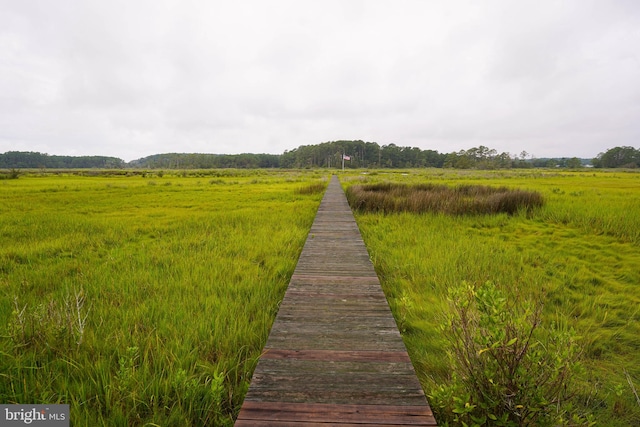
[343,155,351,161]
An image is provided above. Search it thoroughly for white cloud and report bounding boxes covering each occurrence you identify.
[1,0,639,161]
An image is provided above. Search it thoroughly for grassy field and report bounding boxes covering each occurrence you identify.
[2,168,639,425]
[341,169,640,425]
[0,169,327,426]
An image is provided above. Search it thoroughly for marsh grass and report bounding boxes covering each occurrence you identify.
[294,180,328,195]
[342,169,640,426]
[0,171,326,425]
[346,182,544,215]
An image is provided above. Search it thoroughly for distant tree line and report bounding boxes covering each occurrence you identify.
[2,144,637,170]
[127,153,281,169]
[279,141,589,170]
[0,152,125,169]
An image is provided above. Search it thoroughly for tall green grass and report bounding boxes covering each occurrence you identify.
[342,169,640,426]
[0,171,327,425]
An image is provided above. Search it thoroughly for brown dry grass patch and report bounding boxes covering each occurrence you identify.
[346,182,544,215]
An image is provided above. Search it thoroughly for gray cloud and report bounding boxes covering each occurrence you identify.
[1,0,639,161]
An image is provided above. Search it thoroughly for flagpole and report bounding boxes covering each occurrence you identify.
[342,152,345,171]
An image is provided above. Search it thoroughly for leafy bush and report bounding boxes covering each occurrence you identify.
[0,169,20,179]
[430,282,590,426]
[346,183,544,215]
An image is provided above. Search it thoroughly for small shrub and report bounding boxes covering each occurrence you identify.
[430,282,586,426]
[116,346,139,395]
[0,169,20,179]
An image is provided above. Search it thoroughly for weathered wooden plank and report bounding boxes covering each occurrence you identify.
[237,402,437,426]
[272,317,397,329]
[264,332,407,352]
[236,175,436,425]
[248,358,422,379]
[260,349,412,363]
[289,274,381,283]
[244,381,426,405]
[277,295,391,308]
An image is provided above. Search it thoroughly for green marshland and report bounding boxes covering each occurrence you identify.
[1,168,639,425]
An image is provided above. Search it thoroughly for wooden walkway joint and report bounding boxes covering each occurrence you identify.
[236,175,437,426]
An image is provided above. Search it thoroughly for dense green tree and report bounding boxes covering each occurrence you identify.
[593,146,639,168]
[566,157,582,168]
[494,152,513,169]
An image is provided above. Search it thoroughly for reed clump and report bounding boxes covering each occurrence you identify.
[294,181,327,195]
[346,182,544,215]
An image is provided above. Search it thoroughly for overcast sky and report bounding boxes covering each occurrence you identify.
[1,1,639,162]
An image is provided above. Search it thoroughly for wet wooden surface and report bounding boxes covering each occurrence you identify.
[235,175,437,426]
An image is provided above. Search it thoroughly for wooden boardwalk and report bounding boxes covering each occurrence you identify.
[236,175,437,426]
